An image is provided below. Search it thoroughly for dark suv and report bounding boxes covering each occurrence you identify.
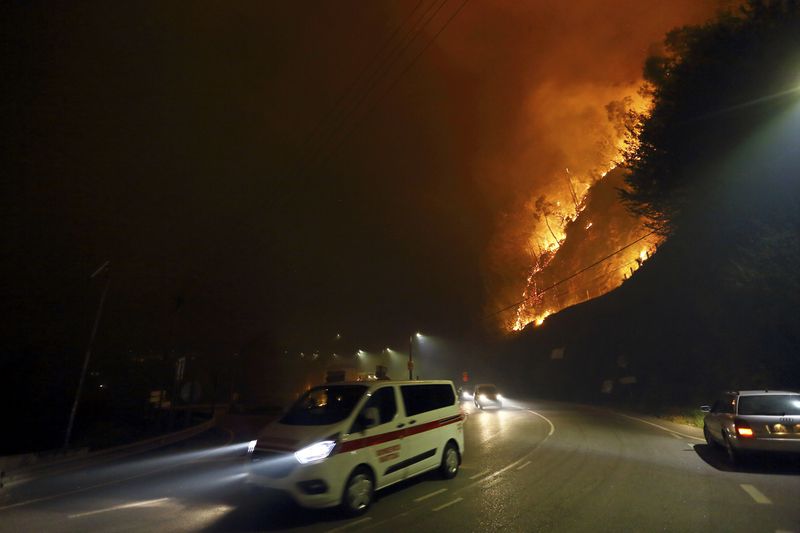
[701,390,800,463]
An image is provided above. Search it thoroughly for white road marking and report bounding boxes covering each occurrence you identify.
[740,484,772,504]
[413,488,448,502]
[469,469,490,480]
[432,497,463,512]
[364,408,556,531]
[461,410,556,490]
[528,410,556,436]
[68,497,171,518]
[325,517,373,532]
[616,413,704,441]
[516,460,532,471]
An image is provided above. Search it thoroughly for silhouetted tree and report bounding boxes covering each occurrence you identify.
[621,0,800,387]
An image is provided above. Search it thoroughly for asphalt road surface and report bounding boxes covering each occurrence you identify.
[2,399,799,532]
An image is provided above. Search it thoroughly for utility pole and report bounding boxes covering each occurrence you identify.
[407,332,421,380]
[408,334,413,380]
[64,260,111,449]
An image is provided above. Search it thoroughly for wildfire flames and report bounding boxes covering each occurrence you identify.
[455,1,718,334]
[508,100,664,332]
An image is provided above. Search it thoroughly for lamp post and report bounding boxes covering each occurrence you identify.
[408,332,421,380]
[64,260,111,449]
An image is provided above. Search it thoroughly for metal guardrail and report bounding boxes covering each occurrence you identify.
[0,415,217,490]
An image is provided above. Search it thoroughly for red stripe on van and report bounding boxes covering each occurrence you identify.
[337,413,464,453]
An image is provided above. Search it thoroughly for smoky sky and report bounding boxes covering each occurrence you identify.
[2,1,722,358]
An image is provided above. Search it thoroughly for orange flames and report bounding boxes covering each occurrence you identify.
[507,96,664,332]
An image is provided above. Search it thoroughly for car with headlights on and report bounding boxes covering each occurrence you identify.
[473,383,503,410]
[701,390,800,463]
[246,380,464,515]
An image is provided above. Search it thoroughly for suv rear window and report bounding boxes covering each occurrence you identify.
[737,395,800,416]
[400,384,455,416]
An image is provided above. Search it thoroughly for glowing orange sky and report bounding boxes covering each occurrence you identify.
[421,0,725,328]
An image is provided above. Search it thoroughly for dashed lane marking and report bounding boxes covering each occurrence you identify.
[469,469,490,480]
[325,517,373,532]
[432,497,463,512]
[516,460,532,471]
[363,409,556,531]
[740,484,772,504]
[459,410,556,490]
[68,497,171,519]
[413,488,447,502]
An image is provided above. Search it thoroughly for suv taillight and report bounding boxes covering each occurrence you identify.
[734,419,754,438]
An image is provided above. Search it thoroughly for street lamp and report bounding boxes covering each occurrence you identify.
[408,332,421,380]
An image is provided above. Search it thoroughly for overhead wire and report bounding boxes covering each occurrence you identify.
[318,0,471,167]
[297,0,428,160]
[302,0,451,170]
[489,229,658,318]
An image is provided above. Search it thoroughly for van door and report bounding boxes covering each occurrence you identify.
[399,384,458,477]
[341,385,406,488]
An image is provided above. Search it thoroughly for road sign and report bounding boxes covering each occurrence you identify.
[407,360,414,370]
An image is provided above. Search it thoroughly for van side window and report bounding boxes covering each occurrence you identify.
[400,384,455,416]
[361,386,397,425]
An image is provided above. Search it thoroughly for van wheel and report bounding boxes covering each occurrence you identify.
[341,466,374,516]
[440,442,460,479]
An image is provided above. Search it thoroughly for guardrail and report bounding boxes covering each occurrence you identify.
[0,413,218,490]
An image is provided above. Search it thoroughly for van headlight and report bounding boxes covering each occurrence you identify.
[294,440,337,464]
[247,440,257,453]
[479,394,487,402]
[497,394,504,400]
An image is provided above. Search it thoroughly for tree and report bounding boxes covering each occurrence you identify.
[622,0,800,234]
[620,0,800,388]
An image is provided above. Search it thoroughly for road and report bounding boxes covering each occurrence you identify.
[1,400,799,532]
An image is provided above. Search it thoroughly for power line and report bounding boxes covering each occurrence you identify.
[253,0,467,214]
[298,0,428,159]
[318,0,470,168]
[543,254,650,304]
[489,229,658,318]
[305,0,465,171]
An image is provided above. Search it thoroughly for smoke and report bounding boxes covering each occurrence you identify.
[428,0,724,329]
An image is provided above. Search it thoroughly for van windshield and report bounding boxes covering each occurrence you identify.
[280,385,368,426]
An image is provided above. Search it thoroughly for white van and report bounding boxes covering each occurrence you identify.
[245,380,464,515]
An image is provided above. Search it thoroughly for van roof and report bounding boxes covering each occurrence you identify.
[321,380,454,387]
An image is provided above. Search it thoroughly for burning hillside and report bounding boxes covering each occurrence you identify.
[509,167,663,331]
[456,2,721,333]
